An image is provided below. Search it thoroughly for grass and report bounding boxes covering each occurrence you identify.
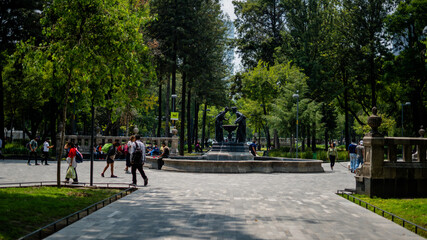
[0,186,121,240]
[343,194,427,238]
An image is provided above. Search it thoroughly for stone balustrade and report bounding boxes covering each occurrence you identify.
[56,135,179,155]
[355,110,427,197]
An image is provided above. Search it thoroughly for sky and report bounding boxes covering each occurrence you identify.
[221,0,237,20]
[220,0,242,72]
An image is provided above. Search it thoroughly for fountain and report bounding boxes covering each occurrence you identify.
[145,107,324,173]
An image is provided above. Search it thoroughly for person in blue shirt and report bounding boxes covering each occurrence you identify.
[348,142,357,173]
[149,145,161,156]
[249,140,257,156]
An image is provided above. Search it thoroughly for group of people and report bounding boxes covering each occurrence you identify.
[23,135,171,186]
[27,136,54,166]
[327,141,364,172]
[99,135,169,185]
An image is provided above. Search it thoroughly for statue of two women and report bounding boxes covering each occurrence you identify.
[214,107,246,143]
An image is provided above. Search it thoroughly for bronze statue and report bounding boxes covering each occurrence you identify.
[215,107,229,142]
[232,107,246,143]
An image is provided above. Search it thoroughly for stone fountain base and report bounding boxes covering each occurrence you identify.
[202,142,253,161]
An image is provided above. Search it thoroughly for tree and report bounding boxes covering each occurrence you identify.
[0,0,45,140]
[233,0,286,68]
[384,0,427,134]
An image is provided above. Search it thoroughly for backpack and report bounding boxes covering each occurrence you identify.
[75,149,83,163]
[101,143,113,153]
[26,142,31,151]
[131,142,143,164]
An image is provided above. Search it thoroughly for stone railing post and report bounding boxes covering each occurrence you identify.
[171,129,179,155]
[366,107,384,178]
[418,126,426,162]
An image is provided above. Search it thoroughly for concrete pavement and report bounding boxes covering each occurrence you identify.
[0,159,423,239]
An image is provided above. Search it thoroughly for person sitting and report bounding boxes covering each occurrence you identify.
[156,142,170,170]
[149,145,161,156]
[195,141,202,153]
[249,140,257,156]
[146,143,153,153]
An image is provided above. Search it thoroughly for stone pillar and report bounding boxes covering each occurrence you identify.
[418,126,426,162]
[356,107,383,197]
[171,129,178,155]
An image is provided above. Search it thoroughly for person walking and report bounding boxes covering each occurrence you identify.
[28,136,40,165]
[348,141,357,173]
[42,138,54,165]
[125,136,136,174]
[101,142,120,178]
[131,135,148,186]
[355,140,365,169]
[156,142,170,170]
[328,142,338,170]
[65,142,78,183]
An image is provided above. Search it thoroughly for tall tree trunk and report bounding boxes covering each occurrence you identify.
[165,74,171,137]
[344,68,350,149]
[57,69,73,187]
[262,105,271,149]
[301,125,305,152]
[311,121,316,152]
[186,86,192,153]
[369,52,376,108]
[49,98,58,151]
[324,128,328,151]
[274,129,279,149]
[307,123,311,148]
[193,100,199,146]
[179,71,186,156]
[0,66,4,140]
[157,77,162,137]
[201,104,207,149]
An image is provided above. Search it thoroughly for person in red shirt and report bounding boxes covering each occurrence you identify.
[65,142,78,183]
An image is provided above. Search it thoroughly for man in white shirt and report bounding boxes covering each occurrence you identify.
[42,138,54,165]
[131,135,148,186]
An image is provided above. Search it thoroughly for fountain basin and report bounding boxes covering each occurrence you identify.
[145,156,324,173]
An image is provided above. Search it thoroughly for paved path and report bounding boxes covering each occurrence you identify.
[0,159,423,239]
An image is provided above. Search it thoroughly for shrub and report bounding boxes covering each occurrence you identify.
[338,150,349,161]
[316,150,328,161]
[302,148,313,159]
[4,143,29,154]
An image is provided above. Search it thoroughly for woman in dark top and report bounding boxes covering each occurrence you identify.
[157,142,170,170]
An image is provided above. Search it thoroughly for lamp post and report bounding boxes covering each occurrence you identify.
[171,94,177,132]
[292,91,299,158]
[401,102,411,136]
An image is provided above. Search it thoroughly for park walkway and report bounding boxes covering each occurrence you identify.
[0,159,423,239]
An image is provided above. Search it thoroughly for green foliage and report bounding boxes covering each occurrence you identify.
[233,0,286,68]
[0,187,120,240]
[353,112,397,136]
[316,150,327,161]
[302,148,313,159]
[338,150,349,161]
[3,142,28,155]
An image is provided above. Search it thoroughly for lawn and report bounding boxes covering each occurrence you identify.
[0,187,121,240]
[346,194,427,238]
